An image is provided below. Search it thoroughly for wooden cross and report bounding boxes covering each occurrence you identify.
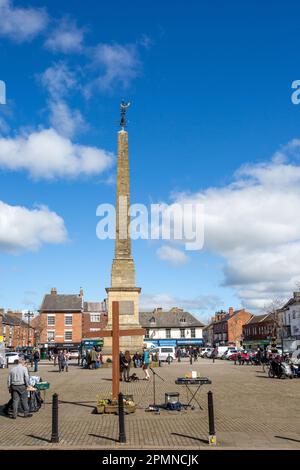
[99,301,145,399]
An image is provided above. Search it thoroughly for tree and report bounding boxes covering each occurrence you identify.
[263,297,287,349]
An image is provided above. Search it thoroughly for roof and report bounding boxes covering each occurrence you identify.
[83,302,106,313]
[213,309,252,324]
[246,313,271,325]
[40,294,83,312]
[2,313,34,328]
[282,293,300,310]
[139,309,205,328]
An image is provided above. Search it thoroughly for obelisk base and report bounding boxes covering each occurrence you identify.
[102,287,144,356]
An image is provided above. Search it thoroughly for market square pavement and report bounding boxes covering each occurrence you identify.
[0,358,299,450]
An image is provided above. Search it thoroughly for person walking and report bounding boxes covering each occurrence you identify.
[7,358,32,419]
[63,350,69,372]
[123,351,131,382]
[119,352,125,381]
[133,352,140,368]
[90,347,98,370]
[142,346,150,380]
[211,347,217,363]
[53,347,58,366]
[58,350,64,372]
[33,349,40,372]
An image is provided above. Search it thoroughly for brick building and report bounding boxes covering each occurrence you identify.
[36,288,108,351]
[0,310,35,349]
[37,288,84,351]
[82,301,108,342]
[212,307,253,347]
[202,322,214,346]
[242,313,275,349]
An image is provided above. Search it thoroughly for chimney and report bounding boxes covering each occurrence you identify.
[229,307,234,316]
[79,287,84,297]
[51,288,57,295]
[293,292,300,301]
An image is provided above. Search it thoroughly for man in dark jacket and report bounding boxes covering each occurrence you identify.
[33,350,40,372]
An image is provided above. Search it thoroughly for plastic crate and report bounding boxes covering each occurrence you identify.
[35,382,50,390]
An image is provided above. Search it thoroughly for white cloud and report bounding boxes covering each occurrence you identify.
[0,116,10,134]
[170,142,300,309]
[91,43,141,91]
[39,62,78,100]
[45,17,85,54]
[0,200,67,253]
[0,0,48,42]
[0,128,114,180]
[38,63,85,138]
[140,292,222,314]
[49,100,86,138]
[157,245,189,266]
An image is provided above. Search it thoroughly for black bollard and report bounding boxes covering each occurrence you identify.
[208,391,216,445]
[51,393,59,443]
[118,393,126,443]
[6,358,9,369]
[190,355,193,365]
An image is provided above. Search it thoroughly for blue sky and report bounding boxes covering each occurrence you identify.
[1,0,300,321]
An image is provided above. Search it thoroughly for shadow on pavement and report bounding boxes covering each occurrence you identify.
[27,434,51,443]
[89,433,118,443]
[275,435,300,443]
[58,400,95,409]
[171,432,208,445]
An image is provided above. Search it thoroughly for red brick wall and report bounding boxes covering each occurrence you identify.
[39,312,82,344]
[228,310,253,344]
[82,313,108,338]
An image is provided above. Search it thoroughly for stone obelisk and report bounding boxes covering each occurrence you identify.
[103,102,144,355]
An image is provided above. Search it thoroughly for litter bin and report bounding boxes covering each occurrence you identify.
[41,351,47,360]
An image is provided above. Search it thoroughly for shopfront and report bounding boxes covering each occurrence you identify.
[80,339,103,352]
[38,342,81,358]
[176,339,204,347]
[242,339,270,349]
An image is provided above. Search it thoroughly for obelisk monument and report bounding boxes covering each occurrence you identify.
[103,102,144,355]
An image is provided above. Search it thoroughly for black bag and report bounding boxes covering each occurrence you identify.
[28,391,43,412]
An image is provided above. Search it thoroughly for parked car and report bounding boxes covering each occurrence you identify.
[68,349,80,360]
[206,349,214,358]
[5,352,20,364]
[200,347,213,357]
[222,348,238,360]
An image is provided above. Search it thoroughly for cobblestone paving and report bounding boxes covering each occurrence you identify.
[0,359,299,449]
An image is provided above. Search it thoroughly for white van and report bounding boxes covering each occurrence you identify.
[216,346,229,358]
[152,346,176,362]
[144,342,157,350]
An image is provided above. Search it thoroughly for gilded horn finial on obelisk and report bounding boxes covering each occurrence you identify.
[120,100,131,129]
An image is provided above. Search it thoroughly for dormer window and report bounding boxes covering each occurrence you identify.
[180,317,186,323]
[149,316,156,324]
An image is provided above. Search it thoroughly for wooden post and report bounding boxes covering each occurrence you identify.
[112,301,120,400]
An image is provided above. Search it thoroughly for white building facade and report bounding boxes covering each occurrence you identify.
[139,307,204,347]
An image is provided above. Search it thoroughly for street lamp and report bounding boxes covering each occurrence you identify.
[24,310,34,349]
